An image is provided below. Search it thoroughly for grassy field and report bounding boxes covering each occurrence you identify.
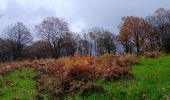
[67,56,170,100]
[0,68,37,100]
[0,56,170,100]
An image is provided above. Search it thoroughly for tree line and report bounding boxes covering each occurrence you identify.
[0,17,116,61]
[0,8,170,62]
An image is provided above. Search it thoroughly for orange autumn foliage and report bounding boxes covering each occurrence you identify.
[0,54,139,98]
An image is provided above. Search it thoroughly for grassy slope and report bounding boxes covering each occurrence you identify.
[69,56,170,100]
[0,68,37,100]
[0,56,170,100]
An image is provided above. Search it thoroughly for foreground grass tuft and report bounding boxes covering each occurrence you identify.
[0,68,37,100]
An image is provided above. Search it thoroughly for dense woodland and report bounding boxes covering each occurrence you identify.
[0,8,170,62]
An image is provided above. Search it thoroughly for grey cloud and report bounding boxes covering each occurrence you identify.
[0,0,170,35]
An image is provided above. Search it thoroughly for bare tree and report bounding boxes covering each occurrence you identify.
[60,32,77,56]
[35,17,69,58]
[97,30,116,55]
[83,27,104,56]
[80,27,116,56]
[0,38,11,61]
[145,8,170,51]
[78,39,90,56]
[30,40,51,59]
[3,22,33,60]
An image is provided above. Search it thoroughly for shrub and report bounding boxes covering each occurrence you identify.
[64,66,95,82]
[34,56,98,99]
[100,65,132,81]
[78,82,104,95]
[0,54,137,99]
[0,61,31,75]
[36,75,104,99]
[63,56,96,82]
[144,52,161,58]
[117,54,140,67]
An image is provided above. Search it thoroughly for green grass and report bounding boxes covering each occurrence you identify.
[67,56,170,100]
[1,56,170,100]
[0,68,37,100]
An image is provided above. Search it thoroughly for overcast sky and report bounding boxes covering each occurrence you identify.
[0,0,170,35]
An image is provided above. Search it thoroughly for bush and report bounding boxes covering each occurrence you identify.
[36,75,104,99]
[117,54,140,67]
[0,54,137,99]
[0,61,31,75]
[78,82,104,95]
[144,52,161,58]
[101,65,132,81]
[34,56,98,99]
[64,66,95,82]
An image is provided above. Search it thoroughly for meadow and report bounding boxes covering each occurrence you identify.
[0,53,170,100]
